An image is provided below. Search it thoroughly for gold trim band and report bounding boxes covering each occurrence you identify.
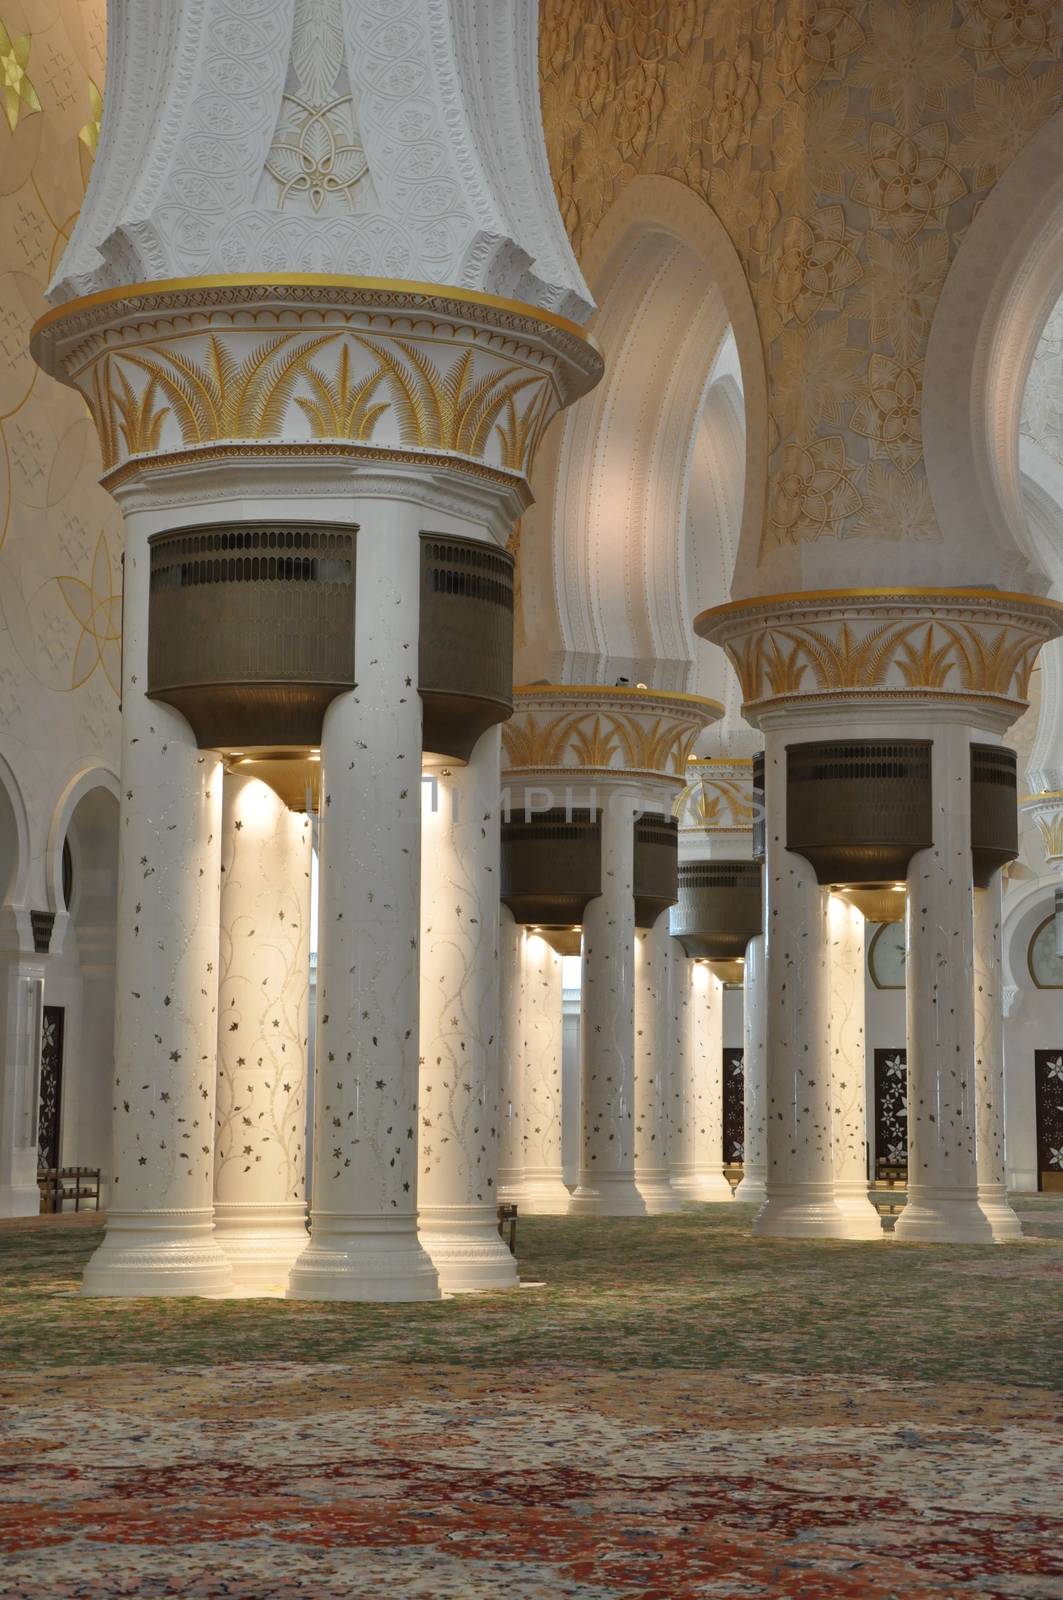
[512,683,725,715]
[31,272,595,345]
[695,586,1063,632]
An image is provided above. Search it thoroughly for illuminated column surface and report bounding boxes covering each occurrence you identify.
[418,730,517,1292]
[734,933,767,1206]
[497,907,525,1202]
[633,913,682,1212]
[213,772,313,1295]
[974,874,1022,1241]
[518,930,571,1214]
[827,896,881,1239]
[671,957,732,1202]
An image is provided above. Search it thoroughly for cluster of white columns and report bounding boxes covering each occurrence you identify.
[750,717,1024,1245]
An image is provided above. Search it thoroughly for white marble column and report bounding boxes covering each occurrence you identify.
[827,896,881,1238]
[213,773,312,1294]
[289,508,439,1301]
[757,735,844,1237]
[896,724,993,1243]
[974,875,1022,1240]
[518,931,571,1214]
[418,730,517,1291]
[0,933,45,1217]
[570,792,645,1215]
[497,906,525,1200]
[735,932,767,1204]
[672,957,733,1201]
[633,914,682,1212]
[82,515,232,1297]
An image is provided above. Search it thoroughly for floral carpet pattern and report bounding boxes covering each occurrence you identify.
[1,1202,1061,1599]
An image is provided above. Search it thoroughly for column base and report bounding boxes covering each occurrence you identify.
[288,1214,440,1302]
[517,1170,573,1216]
[733,1170,767,1205]
[0,1183,42,1218]
[753,1187,872,1240]
[672,1169,735,1204]
[418,1205,519,1293]
[635,1171,685,1214]
[832,1183,884,1239]
[978,1187,1025,1242]
[568,1174,648,1217]
[213,1201,309,1297]
[81,1210,234,1298]
[893,1189,996,1244]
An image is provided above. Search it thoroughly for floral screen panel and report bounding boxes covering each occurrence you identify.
[723,1048,744,1166]
[1034,1051,1063,1193]
[873,1048,907,1178]
[38,1006,64,1172]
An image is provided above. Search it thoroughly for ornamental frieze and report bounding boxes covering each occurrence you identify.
[31,279,602,487]
[696,590,1063,720]
[672,759,755,834]
[1022,791,1063,864]
[502,685,723,783]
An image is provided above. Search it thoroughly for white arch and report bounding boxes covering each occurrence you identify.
[543,175,766,685]
[46,764,121,917]
[0,750,32,911]
[1002,876,1060,999]
[924,107,1063,591]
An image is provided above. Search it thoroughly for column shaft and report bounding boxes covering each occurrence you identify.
[672,958,733,1201]
[896,724,993,1242]
[497,907,525,1200]
[633,914,681,1212]
[570,795,644,1215]
[735,933,767,1204]
[289,512,439,1301]
[757,735,843,1237]
[0,954,45,1216]
[518,931,571,1214]
[82,519,231,1297]
[828,897,881,1239]
[974,875,1022,1240]
[418,730,517,1290]
[213,773,312,1294]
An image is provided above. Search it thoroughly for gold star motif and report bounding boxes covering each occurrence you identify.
[0,22,42,134]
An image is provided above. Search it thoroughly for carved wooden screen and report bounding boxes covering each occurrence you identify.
[1034,1051,1063,1193]
[38,1006,64,1172]
[873,1048,907,1177]
[722,1047,744,1166]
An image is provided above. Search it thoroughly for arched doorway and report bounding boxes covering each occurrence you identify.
[46,781,119,1198]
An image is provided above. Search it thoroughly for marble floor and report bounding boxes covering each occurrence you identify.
[0,1200,1060,1599]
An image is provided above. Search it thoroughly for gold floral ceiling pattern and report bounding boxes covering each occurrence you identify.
[540,0,1063,552]
[0,0,119,716]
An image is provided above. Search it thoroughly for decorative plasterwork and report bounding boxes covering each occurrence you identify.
[539,2,1063,592]
[31,278,602,489]
[501,685,723,786]
[696,588,1063,723]
[51,0,593,321]
[672,758,754,834]
[1021,790,1063,866]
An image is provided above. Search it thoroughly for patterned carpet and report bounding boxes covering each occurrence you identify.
[1,1201,1061,1599]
